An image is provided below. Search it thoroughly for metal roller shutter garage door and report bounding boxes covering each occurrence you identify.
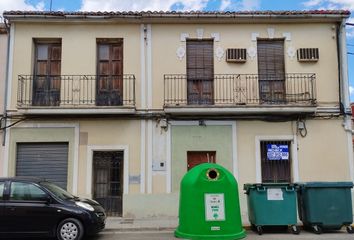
[16,143,69,189]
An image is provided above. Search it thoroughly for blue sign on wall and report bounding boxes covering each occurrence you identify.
[266,144,289,161]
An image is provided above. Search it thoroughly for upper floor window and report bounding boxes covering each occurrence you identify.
[33,39,62,106]
[96,38,123,106]
[186,39,214,105]
[257,39,285,103]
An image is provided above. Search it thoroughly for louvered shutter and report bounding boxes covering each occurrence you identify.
[257,40,285,102]
[186,40,214,105]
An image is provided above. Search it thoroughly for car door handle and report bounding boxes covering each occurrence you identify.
[5,207,15,211]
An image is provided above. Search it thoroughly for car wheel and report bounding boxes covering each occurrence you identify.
[57,218,84,240]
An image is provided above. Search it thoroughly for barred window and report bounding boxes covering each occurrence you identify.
[260,140,291,183]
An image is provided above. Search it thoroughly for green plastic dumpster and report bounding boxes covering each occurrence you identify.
[244,183,299,235]
[175,163,246,240]
[297,182,354,234]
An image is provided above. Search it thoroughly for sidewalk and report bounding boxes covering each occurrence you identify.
[104,217,353,234]
[102,218,353,240]
[105,217,178,232]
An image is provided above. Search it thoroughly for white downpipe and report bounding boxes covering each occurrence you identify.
[338,19,354,182]
[140,24,147,194]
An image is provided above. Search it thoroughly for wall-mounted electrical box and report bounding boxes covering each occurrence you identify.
[152,161,166,171]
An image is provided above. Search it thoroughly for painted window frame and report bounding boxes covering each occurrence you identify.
[255,135,299,183]
[86,145,129,197]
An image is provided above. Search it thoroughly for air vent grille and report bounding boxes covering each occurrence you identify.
[226,48,247,63]
[297,48,319,62]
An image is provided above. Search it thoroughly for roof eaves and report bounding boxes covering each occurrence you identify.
[3,10,351,21]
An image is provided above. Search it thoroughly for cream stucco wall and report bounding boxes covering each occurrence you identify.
[237,119,350,184]
[151,23,339,108]
[3,117,352,219]
[0,30,7,176]
[9,22,141,110]
[8,22,340,111]
[126,118,350,218]
[4,19,353,219]
[78,119,141,197]
[236,118,351,220]
[8,126,76,192]
[0,31,7,113]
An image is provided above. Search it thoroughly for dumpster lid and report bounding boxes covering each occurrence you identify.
[297,181,354,188]
[244,182,295,190]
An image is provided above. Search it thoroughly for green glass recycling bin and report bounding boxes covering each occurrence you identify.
[297,182,354,234]
[175,163,246,240]
[243,183,299,235]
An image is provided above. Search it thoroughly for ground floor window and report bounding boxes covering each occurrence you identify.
[260,140,291,183]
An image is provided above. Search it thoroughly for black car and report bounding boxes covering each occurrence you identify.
[0,177,106,240]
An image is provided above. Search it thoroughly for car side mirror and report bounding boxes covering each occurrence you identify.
[45,195,52,204]
[38,195,52,204]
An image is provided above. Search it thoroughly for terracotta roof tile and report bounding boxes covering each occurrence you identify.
[3,10,351,18]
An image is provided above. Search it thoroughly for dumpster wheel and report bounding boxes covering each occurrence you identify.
[346,225,354,234]
[312,225,322,234]
[290,225,300,235]
[256,226,263,235]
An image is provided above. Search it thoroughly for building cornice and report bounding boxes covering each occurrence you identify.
[3,10,350,24]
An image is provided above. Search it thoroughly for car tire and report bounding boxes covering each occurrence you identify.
[57,218,84,240]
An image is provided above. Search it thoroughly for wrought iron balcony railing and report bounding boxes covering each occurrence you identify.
[18,75,135,108]
[164,74,316,107]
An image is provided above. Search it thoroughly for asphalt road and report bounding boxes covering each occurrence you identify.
[4,230,354,240]
[87,230,354,240]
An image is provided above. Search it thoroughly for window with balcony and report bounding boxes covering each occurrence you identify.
[33,39,62,106]
[186,39,214,105]
[257,39,285,103]
[96,39,123,106]
[164,37,315,109]
[18,39,135,110]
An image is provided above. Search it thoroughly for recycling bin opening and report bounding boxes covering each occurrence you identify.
[207,168,219,180]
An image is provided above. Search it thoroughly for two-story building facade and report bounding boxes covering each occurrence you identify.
[2,10,353,221]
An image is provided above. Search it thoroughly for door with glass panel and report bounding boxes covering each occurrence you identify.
[33,40,61,106]
[96,39,123,106]
[257,40,285,103]
[93,151,123,216]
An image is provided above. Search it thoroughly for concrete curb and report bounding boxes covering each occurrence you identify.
[103,226,253,233]
[104,227,176,232]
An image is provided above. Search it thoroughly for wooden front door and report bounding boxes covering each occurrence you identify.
[186,40,214,105]
[93,151,124,216]
[257,40,285,103]
[33,41,61,106]
[187,151,216,171]
[96,40,123,106]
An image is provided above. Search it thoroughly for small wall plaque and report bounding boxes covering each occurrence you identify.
[129,175,141,184]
